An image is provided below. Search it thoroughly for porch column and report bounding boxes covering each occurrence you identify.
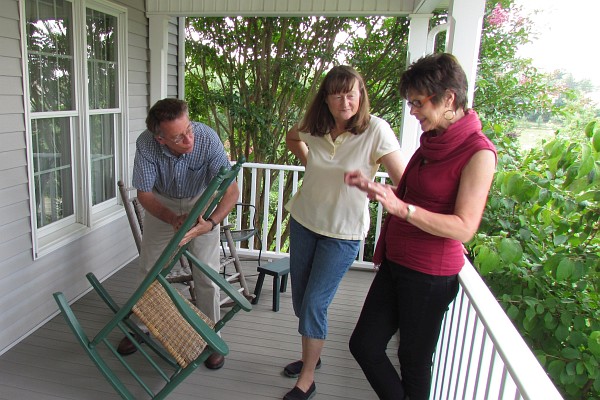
[400,14,432,159]
[446,0,486,107]
[148,15,170,104]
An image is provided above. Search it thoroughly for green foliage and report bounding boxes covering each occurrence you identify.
[474,1,558,128]
[471,120,600,399]
[186,17,350,165]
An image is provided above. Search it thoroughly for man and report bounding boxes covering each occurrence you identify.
[117,98,239,370]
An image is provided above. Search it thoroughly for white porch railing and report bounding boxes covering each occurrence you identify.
[227,161,563,400]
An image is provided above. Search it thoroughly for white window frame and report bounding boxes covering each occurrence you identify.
[22,0,129,258]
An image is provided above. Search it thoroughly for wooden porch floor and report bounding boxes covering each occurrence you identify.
[0,257,398,400]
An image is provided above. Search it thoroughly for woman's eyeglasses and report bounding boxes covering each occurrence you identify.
[407,94,435,109]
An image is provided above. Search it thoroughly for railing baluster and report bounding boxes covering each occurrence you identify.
[275,170,284,252]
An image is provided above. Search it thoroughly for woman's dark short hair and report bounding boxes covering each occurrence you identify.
[146,98,189,136]
[399,53,468,112]
[300,65,371,136]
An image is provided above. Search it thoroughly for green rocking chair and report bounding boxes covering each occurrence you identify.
[53,159,251,400]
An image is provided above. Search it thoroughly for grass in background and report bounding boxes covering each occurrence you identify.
[516,120,560,150]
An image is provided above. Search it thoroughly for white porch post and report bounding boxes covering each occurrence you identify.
[446,0,486,107]
[148,15,170,105]
[400,14,432,159]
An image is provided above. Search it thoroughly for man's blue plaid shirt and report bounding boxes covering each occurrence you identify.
[132,122,231,198]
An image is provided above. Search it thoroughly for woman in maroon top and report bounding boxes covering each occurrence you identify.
[345,53,497,400]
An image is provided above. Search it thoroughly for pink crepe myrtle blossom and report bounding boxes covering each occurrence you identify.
[488,3,510,27]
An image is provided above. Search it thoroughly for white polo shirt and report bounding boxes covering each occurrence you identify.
[286,115,400,240]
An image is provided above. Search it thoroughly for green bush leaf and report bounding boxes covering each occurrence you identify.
[576,144,594,178]
[556,257,575,281]
[506,304,519,320]
[498,238,523,263]
[593,128,600,152]
[544,312,557,329]
[589,331,600,357]
[475,245,501,275]
[525,306,537,322]
[584,120,596,138]
[548,359,566,378]
[553,235,568,246]
[561,347,580,360]
[555,324,570,342]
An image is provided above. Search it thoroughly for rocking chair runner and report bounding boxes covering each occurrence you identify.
[53,159,252,400]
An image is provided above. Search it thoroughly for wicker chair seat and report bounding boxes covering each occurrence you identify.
[133,281,214,368]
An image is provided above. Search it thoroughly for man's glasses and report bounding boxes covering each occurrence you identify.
[406,94,435,109]
[162,124,193,144]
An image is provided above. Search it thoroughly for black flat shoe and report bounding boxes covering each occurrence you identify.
[204,353,225,370]
[283,382,316,400]
[283,358,322,378]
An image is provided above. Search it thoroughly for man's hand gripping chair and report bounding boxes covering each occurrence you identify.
[53,159,251,400]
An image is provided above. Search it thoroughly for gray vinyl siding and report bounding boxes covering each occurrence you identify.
[124,0,150,182]
[0,0,35,352]
[0,0,150,355]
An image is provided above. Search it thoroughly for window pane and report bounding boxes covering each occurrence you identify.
[26,0,74,112]
[90,114,116,205]
[87,8,118,109]
[32,118,74,227]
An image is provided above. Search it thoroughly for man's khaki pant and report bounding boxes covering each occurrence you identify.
[138,191,221,324]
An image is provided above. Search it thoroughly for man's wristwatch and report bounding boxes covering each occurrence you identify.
[406,204,416,221]
[206,217,217,231]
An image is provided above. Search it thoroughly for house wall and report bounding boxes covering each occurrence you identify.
[0,0,155,355]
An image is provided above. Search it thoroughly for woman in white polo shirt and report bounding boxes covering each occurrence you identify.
[282,65,405,400]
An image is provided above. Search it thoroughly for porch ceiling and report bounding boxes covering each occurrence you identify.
[145,0,450,17]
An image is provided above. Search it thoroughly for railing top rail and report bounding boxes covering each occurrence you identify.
[235,161,391,179]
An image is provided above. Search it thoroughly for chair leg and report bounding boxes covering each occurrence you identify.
[252,272,266,304]
[222,227,252,298]
[280,274,288,293]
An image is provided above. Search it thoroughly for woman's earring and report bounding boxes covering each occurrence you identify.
[444,109,456,121]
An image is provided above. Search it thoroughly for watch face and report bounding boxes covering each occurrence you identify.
[406,204,415,220]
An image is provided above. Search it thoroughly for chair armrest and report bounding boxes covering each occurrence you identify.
[183,250,253,312]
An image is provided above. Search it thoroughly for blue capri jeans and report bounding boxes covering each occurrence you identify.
[289,218,360,339]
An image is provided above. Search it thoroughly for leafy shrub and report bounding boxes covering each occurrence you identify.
[471,121,600,399]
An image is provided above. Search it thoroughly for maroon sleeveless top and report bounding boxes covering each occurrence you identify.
[375,110,496,276]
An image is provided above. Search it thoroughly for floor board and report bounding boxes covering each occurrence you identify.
[0,258,399,400]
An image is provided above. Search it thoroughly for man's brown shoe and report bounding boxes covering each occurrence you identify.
[204,353,225,369]
[117,332,147,355]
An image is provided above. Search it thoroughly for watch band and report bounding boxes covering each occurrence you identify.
[206,217,217,231]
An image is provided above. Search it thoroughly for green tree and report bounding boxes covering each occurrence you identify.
[186,17,351,165]
[186,17,353,247]
[474,0,557,128]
